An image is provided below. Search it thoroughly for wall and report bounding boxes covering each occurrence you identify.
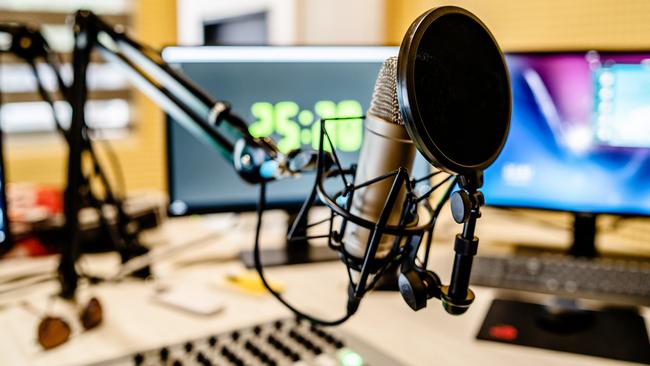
[385,0,650,50]
[6,0,177,192]
[299,0,385,45]
[177,0,386,45]
[177,0,300,45]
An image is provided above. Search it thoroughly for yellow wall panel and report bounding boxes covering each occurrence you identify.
[385,0,650,51]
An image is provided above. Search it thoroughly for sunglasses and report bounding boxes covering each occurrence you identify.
[23,297,103,350]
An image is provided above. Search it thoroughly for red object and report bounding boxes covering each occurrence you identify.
[489,324,518,341]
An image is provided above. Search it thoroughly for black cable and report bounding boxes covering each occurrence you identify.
[253,182,355,326]
[86,134,127,199]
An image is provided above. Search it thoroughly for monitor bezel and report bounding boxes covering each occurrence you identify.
[162,45,399,216]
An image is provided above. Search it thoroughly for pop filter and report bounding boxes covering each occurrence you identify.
[397,6,511,175]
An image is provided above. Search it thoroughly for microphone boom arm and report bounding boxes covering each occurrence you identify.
[70,10,288,184]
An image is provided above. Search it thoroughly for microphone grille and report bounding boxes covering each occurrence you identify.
[368,56,404,126]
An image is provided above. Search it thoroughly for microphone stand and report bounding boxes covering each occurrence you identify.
[0,22,154,298]
[58,10,300,298]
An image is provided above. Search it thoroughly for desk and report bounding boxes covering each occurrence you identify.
[0,209,648,366]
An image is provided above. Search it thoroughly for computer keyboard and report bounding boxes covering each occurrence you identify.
[471,254,650,305]
[90,317,406,366]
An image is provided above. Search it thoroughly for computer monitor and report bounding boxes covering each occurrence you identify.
[483,51,650,254]
[478,51,650,362]
[162,46,430,265]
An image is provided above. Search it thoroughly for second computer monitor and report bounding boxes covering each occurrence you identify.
[484,51,650,216]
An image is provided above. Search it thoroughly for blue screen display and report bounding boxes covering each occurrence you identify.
[483,52,650,215]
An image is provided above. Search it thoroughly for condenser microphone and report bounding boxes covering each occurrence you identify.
[342,57,416,261]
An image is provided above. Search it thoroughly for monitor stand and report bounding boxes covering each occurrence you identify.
[240,207,339,268]
[477,213,650,364]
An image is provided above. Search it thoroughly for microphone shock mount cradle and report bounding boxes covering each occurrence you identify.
[253,116,486,324]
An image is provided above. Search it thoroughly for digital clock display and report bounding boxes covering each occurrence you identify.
[248,100,363,153]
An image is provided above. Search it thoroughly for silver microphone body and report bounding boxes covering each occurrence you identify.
[343,57,417,261]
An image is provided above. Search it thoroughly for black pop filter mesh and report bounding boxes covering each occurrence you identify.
[398,6,511,174]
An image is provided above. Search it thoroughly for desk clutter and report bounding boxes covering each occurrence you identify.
[3,3,650,366]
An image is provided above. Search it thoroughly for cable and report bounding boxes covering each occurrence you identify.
[95,137,127,198]
[253,182,355,326]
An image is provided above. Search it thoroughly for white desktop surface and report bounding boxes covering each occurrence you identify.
[0,209,648,366]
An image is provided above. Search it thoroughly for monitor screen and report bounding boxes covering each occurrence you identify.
[162,46,430,215]
[483,51,650,215]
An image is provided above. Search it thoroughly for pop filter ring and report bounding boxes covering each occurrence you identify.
[397,6,511,175]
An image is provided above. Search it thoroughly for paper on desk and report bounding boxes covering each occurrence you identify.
[151,284,226,316]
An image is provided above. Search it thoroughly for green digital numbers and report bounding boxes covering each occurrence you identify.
[249,100,364,154]
[274,101,301,153]
[334,100,363,152]
[249,102,274,138]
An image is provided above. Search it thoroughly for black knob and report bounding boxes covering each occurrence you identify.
[231,331,240,341]
[281,346,292,356]
[273,320,283,330]
[398,270,428,311]
[196,352,206,363]
[451,190,472,224]
[333,339,344,349]
[208,336,217,347]
[313,346,323,355]
[253,325,262,335]
[259,353,269,363]
[304,340,315,350]
[159,347,169,361]
[133,353,144,365]
[184,342,193,353]
[172,360,182,366]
